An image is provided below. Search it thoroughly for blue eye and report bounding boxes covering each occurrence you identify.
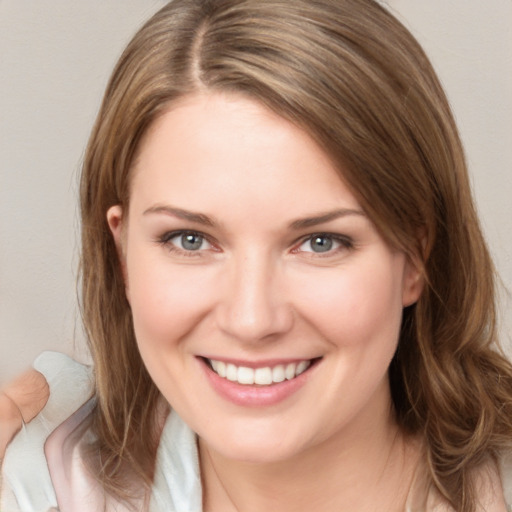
[179,233,206,251]
[298,234,352,254]
[308,235,334,253]
[160,231,212,252]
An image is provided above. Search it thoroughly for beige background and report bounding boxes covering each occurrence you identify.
[1,0,511,385]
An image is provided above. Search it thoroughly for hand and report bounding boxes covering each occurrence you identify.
[0,369,49,461]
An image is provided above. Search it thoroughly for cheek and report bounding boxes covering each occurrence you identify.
[290,256,405,347]
[126,250,215,347]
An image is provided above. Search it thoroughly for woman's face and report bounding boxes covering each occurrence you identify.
[108,93,422,463]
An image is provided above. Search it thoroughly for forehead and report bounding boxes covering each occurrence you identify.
[129,92,362,219]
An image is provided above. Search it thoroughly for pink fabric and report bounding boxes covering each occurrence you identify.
[45,400,139,512]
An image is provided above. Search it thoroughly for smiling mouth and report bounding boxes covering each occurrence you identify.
[203,358,320,386]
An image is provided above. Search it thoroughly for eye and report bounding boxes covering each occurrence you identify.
[297,233,352,254]
[159,231,213,253]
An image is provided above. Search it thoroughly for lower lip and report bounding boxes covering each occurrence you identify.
[199,358,318,407]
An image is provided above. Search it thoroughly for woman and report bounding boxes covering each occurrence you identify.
[2,0,512,510]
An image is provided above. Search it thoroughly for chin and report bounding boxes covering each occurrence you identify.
[200,422,315,465]
[215,443,300,465]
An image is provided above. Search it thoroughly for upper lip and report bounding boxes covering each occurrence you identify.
[198,356,321,369]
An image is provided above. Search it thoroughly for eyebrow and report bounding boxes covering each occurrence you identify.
[143,204,365,230]
[288,208,366,229]
[143,205,217,227]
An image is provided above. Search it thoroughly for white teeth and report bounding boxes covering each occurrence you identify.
[237,366,255,385]
[295,360,310,376]
[217,361,226,378]
[208,359,313,386]
[272,365,286,383]
[226,363,238,381]
[285,363,296,380]
[254,367,272,385]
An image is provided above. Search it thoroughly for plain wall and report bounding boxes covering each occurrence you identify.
[1,0,511,385]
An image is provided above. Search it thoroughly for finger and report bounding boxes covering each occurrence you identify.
[0,392,23,460]
[2,369,49,424]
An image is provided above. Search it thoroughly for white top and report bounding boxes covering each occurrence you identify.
[1,352,201,512]
[1,352,511,511]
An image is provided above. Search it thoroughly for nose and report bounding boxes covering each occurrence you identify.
[215,251,293,343]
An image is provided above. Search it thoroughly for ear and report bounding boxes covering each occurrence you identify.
[402,255,424,308]
[106,205,130,300]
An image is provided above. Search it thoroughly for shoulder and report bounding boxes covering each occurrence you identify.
[0,352,94,512]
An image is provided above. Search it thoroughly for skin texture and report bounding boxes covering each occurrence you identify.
[1,92,504,510]
[0,369,49,460]
[107,92,424,511]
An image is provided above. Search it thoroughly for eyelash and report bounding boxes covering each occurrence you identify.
[293,233,354,257]
[156,230,354,257]
[156,230,216,257]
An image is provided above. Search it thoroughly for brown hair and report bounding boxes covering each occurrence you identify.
[80,0,512,509]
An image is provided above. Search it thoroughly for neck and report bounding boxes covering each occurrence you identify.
[199,389,420,512]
